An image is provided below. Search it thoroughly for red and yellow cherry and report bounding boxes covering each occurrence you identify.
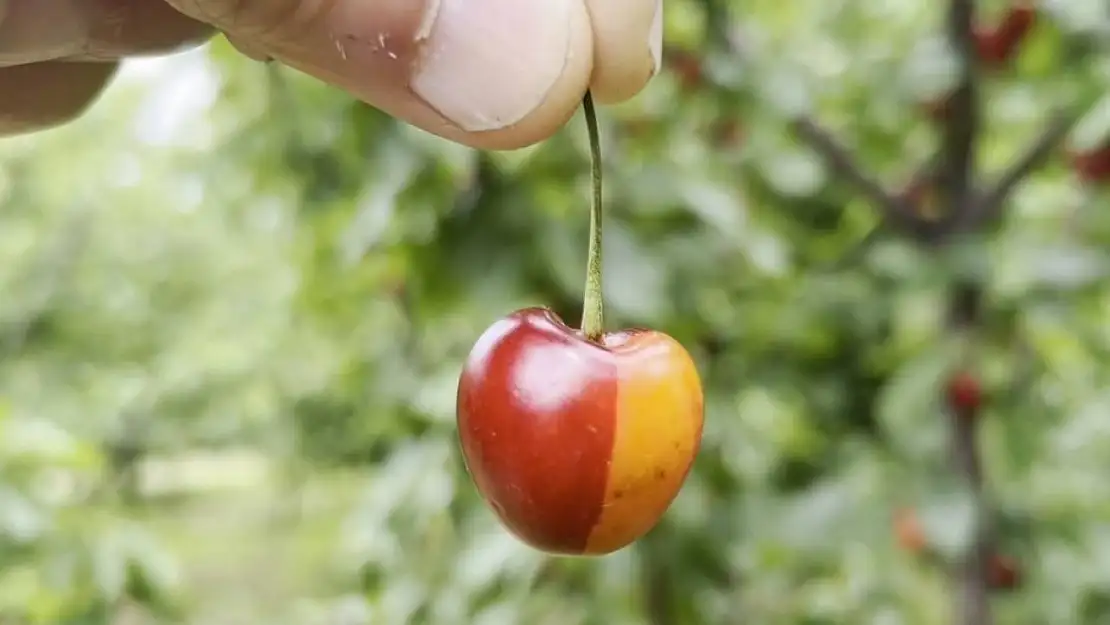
[456,307,704,555]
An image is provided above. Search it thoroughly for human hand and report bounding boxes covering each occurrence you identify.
[0,0,662,149]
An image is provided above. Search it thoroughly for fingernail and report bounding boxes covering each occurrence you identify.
[649,0,663,76]
[411,0,572,132]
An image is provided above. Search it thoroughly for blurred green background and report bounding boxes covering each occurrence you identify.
[2,0,1109,623]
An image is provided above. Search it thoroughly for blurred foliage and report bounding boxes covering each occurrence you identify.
[1,0,1110,623]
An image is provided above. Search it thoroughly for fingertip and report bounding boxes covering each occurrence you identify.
[584,0,661,104]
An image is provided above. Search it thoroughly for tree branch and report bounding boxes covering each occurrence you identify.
[942,2,991,624]
[950,397,993,625]
[773,5,1084,625]
[792,118,929,240]
[964,109,1083,230]
[939,0,981,210]
[947,280,993,625]
[907,153,943,195]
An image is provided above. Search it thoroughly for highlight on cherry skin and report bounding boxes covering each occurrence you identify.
[455,307,705,556]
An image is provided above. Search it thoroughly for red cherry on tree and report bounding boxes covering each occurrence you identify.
[975,26,1011,67]
[712,118,745,149]
[996,3,1037,49]
[456,94,705,556]
[667,48,704,91]
[1069,143,1110,186]
[987,553,1022,591]
[975,2,1037,68]
[946,371,982,414]
[893,507,928,554]
[920,94,953,124]
[901,179,943,221]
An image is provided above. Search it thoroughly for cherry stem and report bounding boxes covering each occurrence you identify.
[580,91,605,343]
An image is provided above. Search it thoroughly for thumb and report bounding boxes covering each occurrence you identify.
[165,0,596,150]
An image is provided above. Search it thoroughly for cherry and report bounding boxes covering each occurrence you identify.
[902,180,943,221]
[918,6,1036,121]
[457,308,704,555]
[456,93,705,556]
[997,3,1037,49]
[667,48,704,91]
[987,553,1022,591]
[975,28,1012,67]
[712,118,745,149]
[1069,143,1110,186]
[946,371,982,414]
[975,3,1037,68]
[621,117,656,139]
[894,507,928,553]
[920,95,952,124]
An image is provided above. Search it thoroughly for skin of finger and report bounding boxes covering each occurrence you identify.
[0,0,212,66]
[81,0,214,59]
[165,0,595,151]
[0,61,118,136]
[0,0,88,66]
[584,0,660,104]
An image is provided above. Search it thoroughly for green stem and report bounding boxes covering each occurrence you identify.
[580,91,605,342]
